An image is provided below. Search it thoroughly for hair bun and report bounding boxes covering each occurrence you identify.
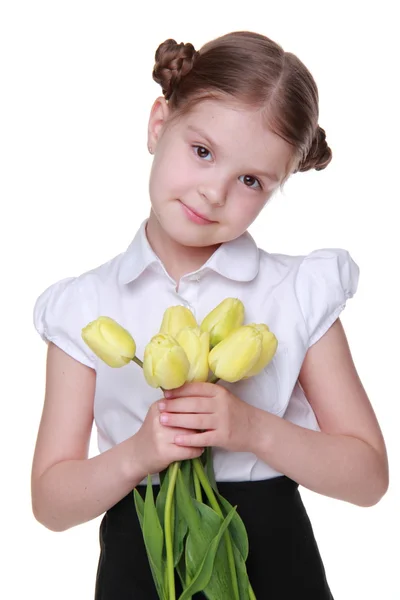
[299,126,332,172]
[152,39,198,100]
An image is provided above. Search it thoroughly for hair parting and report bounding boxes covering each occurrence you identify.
[152,32,332,176]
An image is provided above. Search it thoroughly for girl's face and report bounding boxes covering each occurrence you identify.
[147,97,293,249]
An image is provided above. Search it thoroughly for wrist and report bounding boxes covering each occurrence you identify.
[247,406,274,457]
[120,435,148,486]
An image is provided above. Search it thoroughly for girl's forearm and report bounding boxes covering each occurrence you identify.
[249,408,388,507]
[32,436,146,532]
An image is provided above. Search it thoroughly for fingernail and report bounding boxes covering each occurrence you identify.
[158,401,166,410]
[175,436,184,444]
[164,390,172,398]
[160,414,168,423]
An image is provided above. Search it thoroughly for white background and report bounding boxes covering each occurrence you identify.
[1,1,399,598]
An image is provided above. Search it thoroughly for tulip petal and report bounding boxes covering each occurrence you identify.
[98,317,136,360]
[201,298,245,347]
[176,327,210,383]
[160,305,198,337]
[81,316,136,368]
[143,334,190,389]
[208,326,262,382]
[243,324,278,378]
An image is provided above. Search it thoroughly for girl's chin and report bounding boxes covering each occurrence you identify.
[167,226,219,249]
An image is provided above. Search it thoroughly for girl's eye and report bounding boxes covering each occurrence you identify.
[193,145,212,161]
[239,175,262,190]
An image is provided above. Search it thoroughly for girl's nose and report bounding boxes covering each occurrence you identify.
[197,181,227,207]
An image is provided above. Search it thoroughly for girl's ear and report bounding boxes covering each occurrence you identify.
[147,96,170,154]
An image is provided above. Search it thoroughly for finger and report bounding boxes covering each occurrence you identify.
[174,431,215,447]
[177,447,205,460]
[160,412,215,430]
[160,397,214,413]
[164,381,217,399]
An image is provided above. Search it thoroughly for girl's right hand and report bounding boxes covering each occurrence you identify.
[133,399,204,476]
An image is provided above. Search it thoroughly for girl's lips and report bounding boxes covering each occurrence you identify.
[180,201,216,225]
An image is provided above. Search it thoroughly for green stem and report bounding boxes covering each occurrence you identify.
[249,583,257,599]
[192,458,240,600]
[193,466,202,502]
[165,461,180,600]
[132,356,144,368]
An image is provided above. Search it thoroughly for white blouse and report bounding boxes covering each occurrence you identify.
[33,219,359,483]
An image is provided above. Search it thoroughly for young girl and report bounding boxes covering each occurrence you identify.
[31,31,388,599]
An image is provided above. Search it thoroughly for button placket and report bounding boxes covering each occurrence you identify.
[177,276,200,316]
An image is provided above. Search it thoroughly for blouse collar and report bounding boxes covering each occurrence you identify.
[118,219,260,284]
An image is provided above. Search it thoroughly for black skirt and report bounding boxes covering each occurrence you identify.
[95,476,333,599]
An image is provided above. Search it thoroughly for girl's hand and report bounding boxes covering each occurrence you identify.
[134,400,204,476]
[160,382,256,452]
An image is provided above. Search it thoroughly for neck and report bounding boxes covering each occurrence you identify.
[145,210,220,284]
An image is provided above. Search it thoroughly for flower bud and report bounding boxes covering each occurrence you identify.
[159,305,198,337]
[200,298,245,348]
[242,324,278,378]
[208,323,277,382]
[176,327,210,382]
[81,316,136,368]
[143,333,190,389]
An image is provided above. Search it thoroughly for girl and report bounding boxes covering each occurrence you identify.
[31,31,388,599]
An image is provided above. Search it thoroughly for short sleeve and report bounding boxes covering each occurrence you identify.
[295,249,360,347]
[33,276,98,368]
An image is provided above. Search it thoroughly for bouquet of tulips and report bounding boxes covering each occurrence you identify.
[82,298,278,599]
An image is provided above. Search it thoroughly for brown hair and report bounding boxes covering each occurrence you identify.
[152,32,332,176]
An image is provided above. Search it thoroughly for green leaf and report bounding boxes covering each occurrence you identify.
[143,475,166,599]
[159,467,167,488]
[176,469,201,531]
[181,459,196,497]
[156,467,170,530]
[232,541,251,600]
[177,468,237,598]
[177,470,227,595]
[184,501,224,580]
[176,542,189,589]
[217,493,249,561]
[133,488,144,530]
[202,528,236,599]
[178,506,237,600]
[189,500,244,599]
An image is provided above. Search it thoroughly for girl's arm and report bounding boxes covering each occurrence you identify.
[161,318,388,506]
[31,343,147,532]
[249,318,389,506]
[32,343,203,532]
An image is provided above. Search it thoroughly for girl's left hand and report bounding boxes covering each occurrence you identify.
[158,381,257,453]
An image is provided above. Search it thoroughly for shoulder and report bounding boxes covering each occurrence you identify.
[33,252,125,322]
[258,246,359,287]
[33,252,125,368]
[258,247,360,347]
[294,248,360,308]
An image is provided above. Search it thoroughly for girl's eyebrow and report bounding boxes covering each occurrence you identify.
[187,125,218,150]
[250,168,280,183]
[187,124,280,183]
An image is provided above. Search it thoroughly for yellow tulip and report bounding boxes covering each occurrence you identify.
[200,298,245,348]
[81,316,136,368]
[208,323,277,382]
[176,327,210,382]
[143,333,190,389]
[242,324,278,378]
[159,305,198,337]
